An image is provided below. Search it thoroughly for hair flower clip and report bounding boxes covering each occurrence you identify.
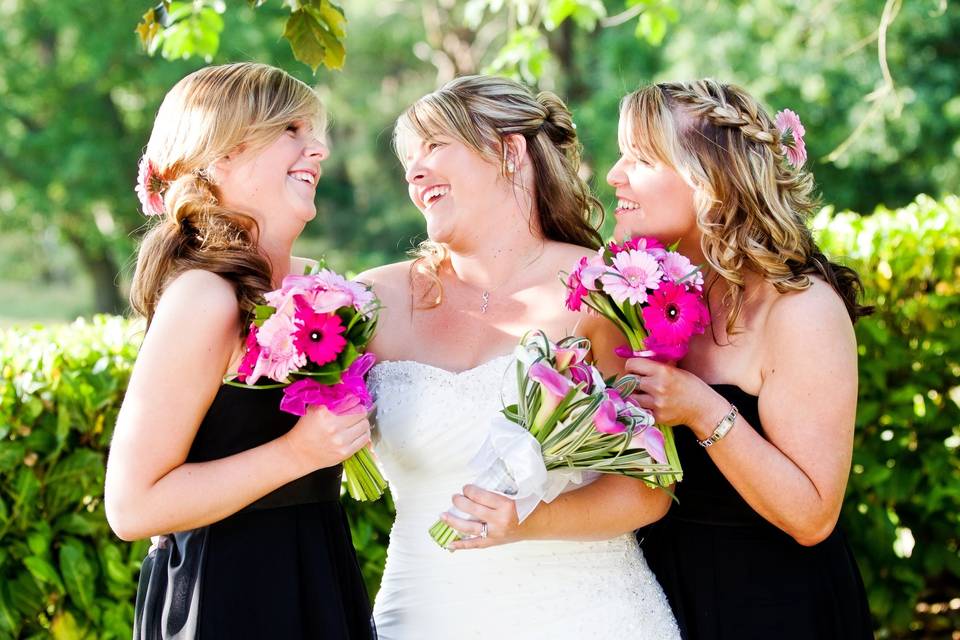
[135,156,167,216]
[774,109,807,168]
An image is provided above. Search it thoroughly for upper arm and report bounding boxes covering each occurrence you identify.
[355,261,414,357]
[758,282,858,509]
[108,271,241,490]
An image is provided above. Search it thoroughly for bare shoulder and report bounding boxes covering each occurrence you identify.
[155,269,240,328]
[766,277,854,341]
[355,260,414,299]
[544,241,600,270]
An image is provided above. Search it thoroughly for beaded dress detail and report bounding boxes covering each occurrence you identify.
[368,355,680,639]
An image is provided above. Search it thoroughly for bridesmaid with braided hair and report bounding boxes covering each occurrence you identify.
[608,79,874,639]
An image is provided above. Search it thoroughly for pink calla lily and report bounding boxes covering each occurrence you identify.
[528,361,573,400]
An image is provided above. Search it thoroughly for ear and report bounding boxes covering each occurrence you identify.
[503,133,528,171]
[210,143,246,181]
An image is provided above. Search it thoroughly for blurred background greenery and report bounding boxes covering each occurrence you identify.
[0,0,958,638]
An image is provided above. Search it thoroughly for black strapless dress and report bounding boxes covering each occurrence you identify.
[639,384,873,640]
[133,385,374,639]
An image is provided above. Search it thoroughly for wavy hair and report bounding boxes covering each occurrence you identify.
[394,75,603,307]
[619,79,871,333]
[130,62,326,328]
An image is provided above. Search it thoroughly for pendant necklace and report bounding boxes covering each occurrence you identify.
[468,245,546,314]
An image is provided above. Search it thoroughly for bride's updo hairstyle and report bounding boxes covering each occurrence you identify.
[619,79,872,334]
[394,75,603,307]
[130,62,326,327]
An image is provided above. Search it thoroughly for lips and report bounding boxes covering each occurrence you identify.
[418,184,450,209]
[288,168,317,186]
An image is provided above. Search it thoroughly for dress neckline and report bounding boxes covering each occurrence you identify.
[708,382,760,399]
[372,352,515,378]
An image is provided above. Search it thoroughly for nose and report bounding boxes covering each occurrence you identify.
[404,158,426,185]
[606,156,626,188]
[306,137,330,162]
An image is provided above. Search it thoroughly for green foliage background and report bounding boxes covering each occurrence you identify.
[0,197,957,638]
[1,0,958,638]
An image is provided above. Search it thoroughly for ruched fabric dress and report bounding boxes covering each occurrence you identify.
[133,384,375,640]
[639,384,874,640]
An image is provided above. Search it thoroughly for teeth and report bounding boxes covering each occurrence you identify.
[289,171,315,185]
[617,199,640,210]
[423,186,450,206]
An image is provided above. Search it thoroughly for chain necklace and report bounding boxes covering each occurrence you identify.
[457,245,546,314]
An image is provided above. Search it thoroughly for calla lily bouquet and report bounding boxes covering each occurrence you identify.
[226,266,387,501]
[428,330,683,548]
[564,235,709,362]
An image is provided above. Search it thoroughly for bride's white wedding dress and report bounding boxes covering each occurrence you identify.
[368,354,680,640]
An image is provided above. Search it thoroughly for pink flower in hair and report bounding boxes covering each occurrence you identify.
[774,109,807,168]
[135,156,166,216]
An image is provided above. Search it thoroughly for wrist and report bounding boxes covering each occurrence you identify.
[690,391,734,440]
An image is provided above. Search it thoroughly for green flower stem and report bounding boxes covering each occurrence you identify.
[342,447,387,501]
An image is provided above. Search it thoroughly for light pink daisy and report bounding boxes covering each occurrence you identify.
[134,156,166,217]
[600,249,662,306]
[251,311,306,382]
[774,109,807,168]
[660,252,703,290]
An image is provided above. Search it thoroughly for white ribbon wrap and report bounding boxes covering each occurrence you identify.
[447,415,593,523]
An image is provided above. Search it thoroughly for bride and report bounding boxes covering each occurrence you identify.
[358,75,680,639]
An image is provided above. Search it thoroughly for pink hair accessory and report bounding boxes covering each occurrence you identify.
[135,156,167,216]
[774,109,807,168]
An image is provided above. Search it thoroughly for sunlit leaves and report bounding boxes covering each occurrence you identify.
[283,0,347,72]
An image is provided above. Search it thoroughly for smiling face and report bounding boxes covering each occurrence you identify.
[606,147,698,247]
[216,120,329,230]
[401,132,509,248]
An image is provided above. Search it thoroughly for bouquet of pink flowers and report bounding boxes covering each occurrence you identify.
[227,267,387,501]
[564,236,709,362]
[428,331,682,548]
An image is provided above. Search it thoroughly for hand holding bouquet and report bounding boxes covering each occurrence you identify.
[228,267,387,501]
[429,330,682,548]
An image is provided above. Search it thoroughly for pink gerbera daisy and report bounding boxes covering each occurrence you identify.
[660,252,703,290]
[600,249,662,305]
[237,326,262,383]
[293,296,347,366]
[134,156,166,217]
[642,280,709,347]
[251,311,306,382]
[774,109,807,168]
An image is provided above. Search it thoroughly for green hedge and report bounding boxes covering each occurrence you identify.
[0,194,957,637]
[817,194,960,636]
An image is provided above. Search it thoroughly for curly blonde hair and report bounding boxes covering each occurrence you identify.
[394,75,603,308]
[619,79,870,333]
[130,62,326,328]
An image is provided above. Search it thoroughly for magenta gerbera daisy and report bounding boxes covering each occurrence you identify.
[293,296,347,366]
[642,280,709,347]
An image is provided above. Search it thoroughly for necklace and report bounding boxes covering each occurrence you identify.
[459,245,546,314]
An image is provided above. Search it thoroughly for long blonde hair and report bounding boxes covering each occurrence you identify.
[620,79,870,332]
[130,62,326,327]
[394,75,603,307]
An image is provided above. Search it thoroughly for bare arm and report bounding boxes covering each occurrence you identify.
[627,283,858,545]
[104,271,370,541]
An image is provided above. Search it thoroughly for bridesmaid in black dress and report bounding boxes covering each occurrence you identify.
[607,79,874,639]
[104,63,375,639]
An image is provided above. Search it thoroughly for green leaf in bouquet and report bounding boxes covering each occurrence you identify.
[253,304,276,327]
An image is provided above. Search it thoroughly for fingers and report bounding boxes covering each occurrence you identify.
[448,535,491,551]
[440,512,485,538]
[625,356,662,376]
[451,493,495,521]
[462,484,506,509]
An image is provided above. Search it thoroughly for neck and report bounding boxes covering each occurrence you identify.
[257,232,299,288]
[447,233,546,291]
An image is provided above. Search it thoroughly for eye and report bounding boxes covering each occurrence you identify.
[426,140,443,152]
[286,122,301,135]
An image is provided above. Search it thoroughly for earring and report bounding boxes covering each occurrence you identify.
[506,160,515,174]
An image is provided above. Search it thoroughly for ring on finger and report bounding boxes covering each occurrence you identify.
[480,521,488,539]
